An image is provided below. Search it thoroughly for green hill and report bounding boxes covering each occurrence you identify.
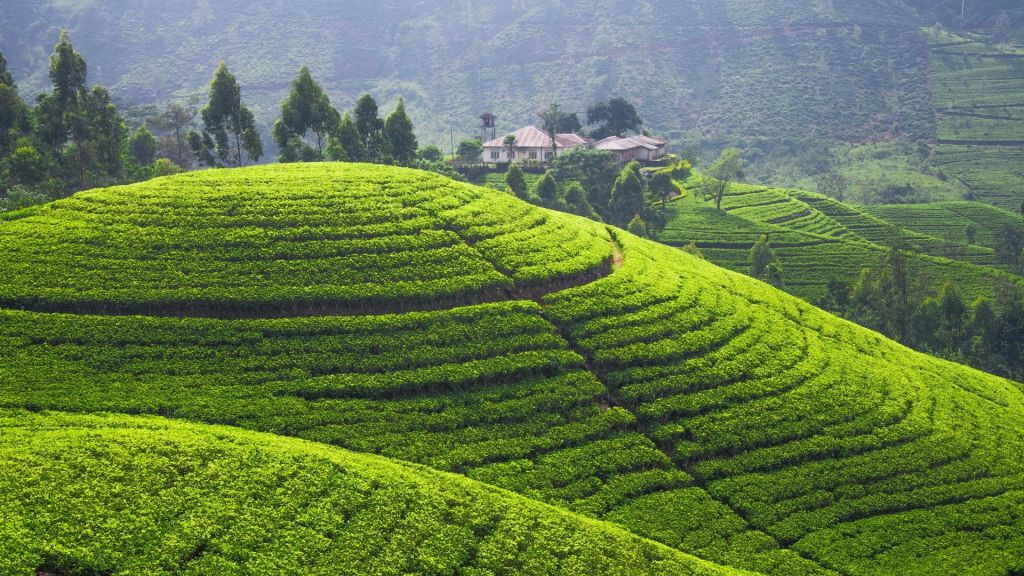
[0,410,743,576]
[3,163,1024,575]
[864,201,1024,251]
[658,175,1022,304]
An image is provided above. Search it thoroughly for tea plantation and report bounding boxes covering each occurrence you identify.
[659,175,1022,303]
[2,163,1024,575]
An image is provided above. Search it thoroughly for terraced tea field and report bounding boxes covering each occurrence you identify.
[2,163,1024,575]
[865,201,1024,251]
[927,28,1024,210]
[659,175,1020,303]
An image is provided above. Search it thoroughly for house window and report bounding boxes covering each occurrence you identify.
[544,151,553,160]
[491,151,500,160]
[529,151,538,160]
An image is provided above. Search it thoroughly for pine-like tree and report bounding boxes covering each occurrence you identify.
[750,235,776,279]
[327,112,363,162]
[274,66,339,162]
[533,171,559,207]
[191,63,262,167]
[610,162,645,227]
[354,94,384,163]
[128,124,157,166]
[505,163,528,200]
[383,96,417,166]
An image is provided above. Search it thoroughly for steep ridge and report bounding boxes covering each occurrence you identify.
[2,164,1024,575]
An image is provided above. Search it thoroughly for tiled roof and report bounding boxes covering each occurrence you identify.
[483,126,591,149]
[483,126,551,148]
[630,134,668,147]
[593,136,657,151]
[555,133,593,148]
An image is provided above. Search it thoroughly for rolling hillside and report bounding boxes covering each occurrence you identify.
[0,411,742,575]
[2,163,1024,575]
[658,175,1023,304]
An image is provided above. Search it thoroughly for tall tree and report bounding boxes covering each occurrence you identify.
[502,134,518,162]
[704,148,743,211]
[750,235,776,279]
[0,52,31,157]
[85,86,125,180]
[327,112,364,162]
[191,63,262,167]
[128,124,157,167]
[273,66,340,162]
[533,171,559,207]
[586,98,643,139]
[505,163,528,200]
[610,161,645,227]
[160,102,196,168]
[41,31,89,185]
[383,96,417,166]
[0,52,13,87]
[538,103,565,159]
[353,94,384,163]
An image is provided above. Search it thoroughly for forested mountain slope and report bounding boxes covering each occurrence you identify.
[0,1,950,147]
[2,163,1024,575]
[4,0,1023,204]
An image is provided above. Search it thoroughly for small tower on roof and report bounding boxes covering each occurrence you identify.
[479,112,497,143]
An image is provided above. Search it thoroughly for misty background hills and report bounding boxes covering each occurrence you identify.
[2,0,1022,192]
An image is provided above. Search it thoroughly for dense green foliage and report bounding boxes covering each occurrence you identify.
[189,63,263,168]
[0,164,612,314]
[3,164,1024,575]
[0,411,741,576]
[658,172,1024,377]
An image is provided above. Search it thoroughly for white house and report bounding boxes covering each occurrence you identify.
[481,126,592,163]
[480,122,669,165]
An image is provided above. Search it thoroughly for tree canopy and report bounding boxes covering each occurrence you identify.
[190,63,262,167]
[383,96,417,166]
[273,66,340,162]
[586,98,643,139]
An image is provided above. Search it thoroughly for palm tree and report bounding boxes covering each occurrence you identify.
[502,134,518,162]
[539,103,562,160]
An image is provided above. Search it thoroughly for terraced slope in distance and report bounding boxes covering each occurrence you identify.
[927,27,1024,211]
[3,164,1024,575]
[0,410,748,576]
[658,176,1020,303]
[864,201,1024,252]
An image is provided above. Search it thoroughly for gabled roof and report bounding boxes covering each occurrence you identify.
[555,133,593,148]
[630,134,668,147]
[593,136,658,151]
[483,126,591,149]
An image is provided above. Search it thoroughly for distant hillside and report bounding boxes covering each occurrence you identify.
[0,2,936,148]
[4,0,1023,206]
[3,163,1024,575]
[658,174,1023,303]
